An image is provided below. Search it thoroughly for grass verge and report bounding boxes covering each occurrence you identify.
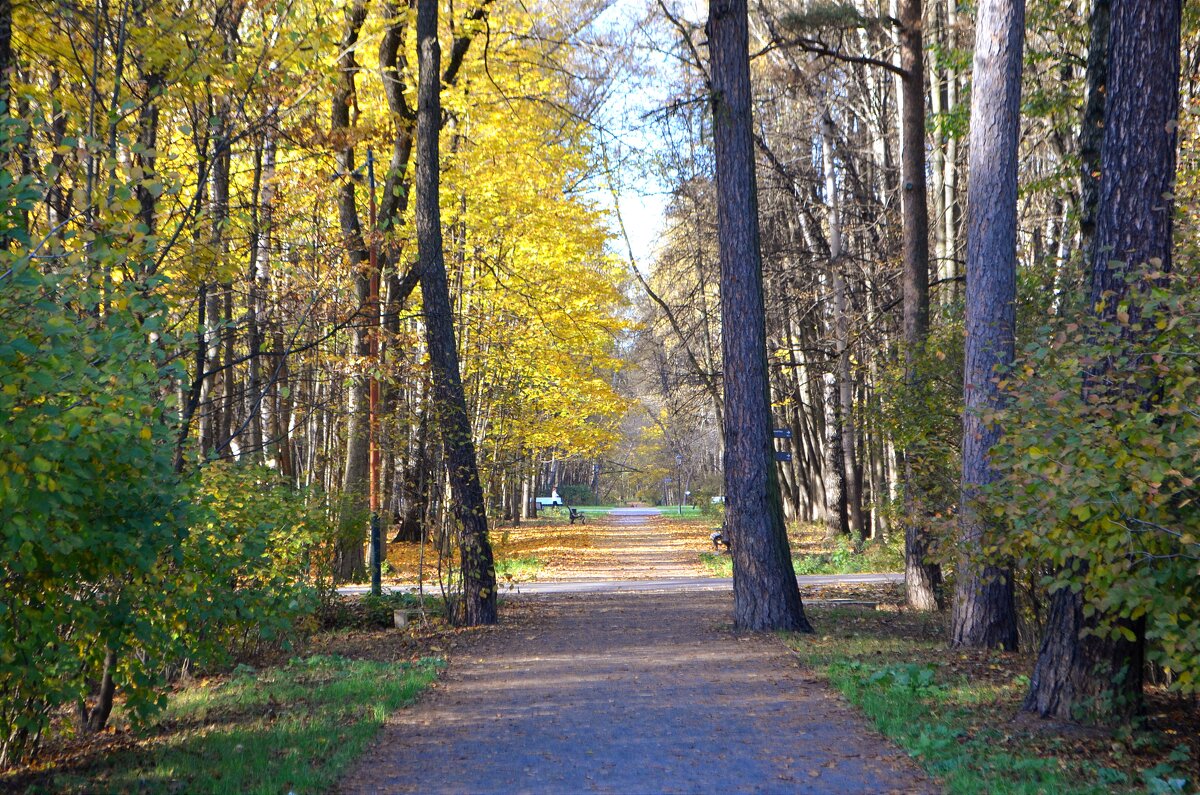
[700,535,902,577]
[7,654,443,795]
[495,554,543,582]
[785,606,1197,794]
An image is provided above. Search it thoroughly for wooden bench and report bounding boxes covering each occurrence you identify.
[568,507,586,525]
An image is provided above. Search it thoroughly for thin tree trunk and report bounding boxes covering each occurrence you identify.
[951,0,1024,651]
[821,114,864,542]
[897,0,943,611]
[333,0,370,582]
[709,0,812,633]
[415,0,496,626]
[821,372,847,537]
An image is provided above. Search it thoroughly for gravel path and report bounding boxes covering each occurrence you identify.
[342,590,932,794]
[341,511,932,794]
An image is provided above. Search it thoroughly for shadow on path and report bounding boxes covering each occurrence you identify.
[342,588,933,794]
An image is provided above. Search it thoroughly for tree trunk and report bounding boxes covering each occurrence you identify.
[821,114,864,542]
[897,0,943,611]
[333,0,370,583]
[415,0,496,626]
[0,0,11,110]
[1076,0,1110,269]
[708,0,812,633]
[821,372,847,537]
[1024,0,1180,722]
[78,648,117,733]
[950,0,1023,651]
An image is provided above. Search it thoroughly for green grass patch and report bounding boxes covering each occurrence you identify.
[785,607,1194,794]
[24,655,443,795]
[494,555,543,581]
[700,536,902,577]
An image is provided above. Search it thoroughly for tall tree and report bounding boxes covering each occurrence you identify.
[820,113,864,543]
[897,0,943,611]
[333,0,371,582]
[1023,0,1181,721]
[415,0,497,626]
[708,0,812,633]
[950,0,1023,650]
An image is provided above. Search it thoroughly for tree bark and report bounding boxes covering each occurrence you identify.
[821,114,864,542]
[896,0,943,611]
[415,0,497,626]
[333,0,370,582]
[708,0,812,633]
[821,372,847,537]
[1076,0,1110,268]
[1024,0,1180,722]
[950,0,1023,651]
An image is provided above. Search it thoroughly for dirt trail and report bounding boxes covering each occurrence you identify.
[535,509,710,582]
[342,511,932,794]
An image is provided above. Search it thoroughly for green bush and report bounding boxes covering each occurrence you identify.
[0,144,342,762]
[990,271,1200,693]
[0,236,188,762]
[557,484,594,505]
[172,462,338,663]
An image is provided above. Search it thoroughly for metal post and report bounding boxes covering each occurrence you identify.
[367,148,382,597]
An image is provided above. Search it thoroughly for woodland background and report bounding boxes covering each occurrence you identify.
[1,0,1198,768]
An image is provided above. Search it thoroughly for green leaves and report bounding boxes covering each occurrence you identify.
[987,271,1200,695]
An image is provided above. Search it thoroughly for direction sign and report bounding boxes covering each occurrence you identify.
[775,451,792,462]
[773,428,792,439]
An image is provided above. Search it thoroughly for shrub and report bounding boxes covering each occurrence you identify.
[0,235,188,762]
[171,462,338,664]
[990,271,1200,692]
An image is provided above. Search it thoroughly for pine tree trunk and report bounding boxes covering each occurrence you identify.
[708,0,811,633]
[897,0,943,610]
[1024,0,1180,722]
[1077,0,1109,268]
[415,0,496,626]
[951,0,1024,651]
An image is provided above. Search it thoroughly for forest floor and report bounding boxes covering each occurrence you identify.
[342,509,934,794]
[381,508,902,588]
[382,508,717,585]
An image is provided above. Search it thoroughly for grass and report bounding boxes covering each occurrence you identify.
[785,606,1197,794]
[494,554,543,582]
[14,655,443,795]
[700,534,902,577]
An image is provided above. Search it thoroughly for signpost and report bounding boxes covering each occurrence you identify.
[775,451,792,462]
[773,428,792,439]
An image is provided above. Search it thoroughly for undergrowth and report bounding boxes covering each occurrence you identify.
[700,536,902,577]
[495,555,544,582]
[785,607,1196,794]
[4,654,442,795]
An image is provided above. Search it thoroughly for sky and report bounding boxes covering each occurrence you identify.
[582,0,709,270]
